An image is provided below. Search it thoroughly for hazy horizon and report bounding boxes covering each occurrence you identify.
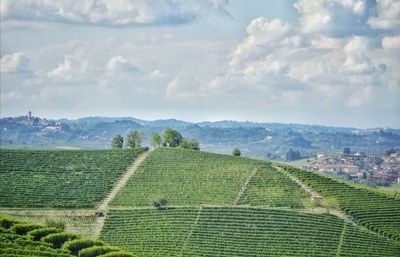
[1,0,400,128]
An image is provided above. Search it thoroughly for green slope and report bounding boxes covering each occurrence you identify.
[110,148,308,207]
[283,165,400,241]
[0,148,146,208]
[101,208,400,257]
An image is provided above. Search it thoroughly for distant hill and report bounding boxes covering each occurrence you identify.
[1,114,399,160]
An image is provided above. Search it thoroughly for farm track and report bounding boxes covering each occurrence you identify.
[233,167,258,205]
[93,150,151,238]
[273,165,355,224]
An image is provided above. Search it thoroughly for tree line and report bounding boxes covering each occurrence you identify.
[111,128,200,151]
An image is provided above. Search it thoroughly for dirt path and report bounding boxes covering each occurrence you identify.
[234,168,258,205]
[93,150,150,238]
[273,165,319,197]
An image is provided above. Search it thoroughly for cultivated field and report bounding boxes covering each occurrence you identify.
[0,148,146,208]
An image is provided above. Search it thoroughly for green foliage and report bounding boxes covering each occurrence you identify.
[101,208,400,257]
[12,223,44,235]
[151,133,162,148]
[126,131,142,148]
[98,252,135,257]
[62,238,104,256]
[285,148,301,161]
[0,214,21,229]
[284,165,400,241]
[232,148,241,156]
[162,128,182,147]
[42,232,80,248]
[111,148,262,206]
[111,134,124,149]
[45,218,66,230]
[79,245,120,257]
[27,227,62,241]
[180,138,200,150]
[0,148,145,208]
[153,198,168,210]
[343,147,351,155]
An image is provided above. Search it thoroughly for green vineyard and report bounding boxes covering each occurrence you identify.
[111,148,307,208]
[101,207,400,257]
[283,165,400,241]
[0,148,146,208]
[1,147,400,256]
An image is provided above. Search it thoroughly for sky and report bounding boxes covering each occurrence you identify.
[1,0,400,128]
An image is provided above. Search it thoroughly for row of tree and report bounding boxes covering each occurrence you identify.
[111,128,200,151]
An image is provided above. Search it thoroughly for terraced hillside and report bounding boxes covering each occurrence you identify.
[101,208,400,257]
[111,148,308,207]
[283,165,400,241]
[0,214,134,257]
[0,148,146,208]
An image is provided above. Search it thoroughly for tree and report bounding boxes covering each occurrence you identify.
[232,148,241,156]
[386,148,396,156]
[111,135,124,149]
[126,131,142,148]
[343,147,351,155]
[285,148,301,161]
[153,198,168,210]
[151,133,162,148]
[180,138,200,150]
[162,128,183,147]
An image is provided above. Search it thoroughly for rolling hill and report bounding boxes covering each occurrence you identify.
[1,147,400,256]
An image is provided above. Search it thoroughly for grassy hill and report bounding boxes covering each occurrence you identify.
[110,148,308,207]
[1,147,400,256]
[0,148,146,208]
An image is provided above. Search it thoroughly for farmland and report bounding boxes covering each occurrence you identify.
[0,148,146,208]
[101,207,400,257]
[1,147,400,256]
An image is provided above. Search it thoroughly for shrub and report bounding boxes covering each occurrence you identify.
[12,223,44,235]
[62,238,104,256]
[0,215,21,229]
[79,246,120,257]
[27,227,62,241]
[153,198,168,210]
[42,232,80,248]
[232,148,241,156]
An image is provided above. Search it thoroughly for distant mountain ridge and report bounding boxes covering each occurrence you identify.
[1,114,399,160]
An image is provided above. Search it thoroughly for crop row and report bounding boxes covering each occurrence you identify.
[0,148,146,208]
[0,214,134,257]
[111,148,306,208]
[101,207,400,257]
[283,165,400,241]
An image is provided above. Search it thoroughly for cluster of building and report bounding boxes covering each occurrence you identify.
[303,151,400,186]
[9,111,64,132]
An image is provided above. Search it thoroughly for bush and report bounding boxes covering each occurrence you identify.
[180,138,200,150]
[232,148,241,156]
[98,252,135,257]
[0,215,21,229]
[45,218,66,230]
[12,223,44,235]
[62,238,104,256]
[27,227,62,241]
[153,198,168,210]
[79,246,120,257]
[42,232,80,248]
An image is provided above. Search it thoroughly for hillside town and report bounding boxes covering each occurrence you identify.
[302,149,400,187]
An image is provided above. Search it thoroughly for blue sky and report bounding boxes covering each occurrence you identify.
[1,0,399,128]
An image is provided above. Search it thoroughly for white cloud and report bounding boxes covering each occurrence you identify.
[368,0,400,29]
[382,35,400,49]
[107,56,137,73]
[1,0,230,26]
[294,0,375,35]
[0,53,30,73]
[47,54,89,80]
[145,69,165,80]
